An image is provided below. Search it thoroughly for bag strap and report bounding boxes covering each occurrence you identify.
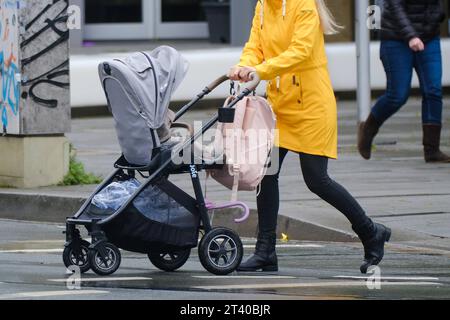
[229,97,250,202]
[223,95,236,108]
[223,95,248,130]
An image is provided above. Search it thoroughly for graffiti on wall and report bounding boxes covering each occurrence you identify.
[20,0,69,110]
[19,0,70,134]
[0,0,20,135]
[0,0,70,135]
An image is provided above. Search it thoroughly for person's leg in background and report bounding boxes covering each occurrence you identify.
[238,148,289,272]
[414,37,450,163]
[299,153,391,273]
[359,40,414,160]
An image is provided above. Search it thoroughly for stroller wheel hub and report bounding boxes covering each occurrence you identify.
[199,228,244,276]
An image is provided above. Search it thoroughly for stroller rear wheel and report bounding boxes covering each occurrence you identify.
[63,240,91,274]
[199,228,243,276]
[148,249,191,272]
[88,242,121,276]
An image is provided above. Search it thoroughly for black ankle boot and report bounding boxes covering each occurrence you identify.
[353,222,392,274]
[237,232,278,272]
[423,124,450,163]
[358,114,382,160]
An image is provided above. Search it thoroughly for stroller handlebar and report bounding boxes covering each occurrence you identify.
[206,75,230,92]
[175,73,261,122]
[206,73,261,93]
[246,72,261,92]
[245,72,262,92]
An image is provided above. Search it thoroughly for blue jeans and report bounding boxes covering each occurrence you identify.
[371,37,443,125]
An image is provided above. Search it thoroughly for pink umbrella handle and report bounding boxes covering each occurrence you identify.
[205,200,250,223]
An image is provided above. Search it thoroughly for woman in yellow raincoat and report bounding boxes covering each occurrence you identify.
[229,0,391,274]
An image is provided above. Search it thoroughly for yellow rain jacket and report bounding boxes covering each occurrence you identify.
[239,0,338,159]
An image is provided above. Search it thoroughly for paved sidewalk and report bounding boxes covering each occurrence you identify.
[1,98,449,246]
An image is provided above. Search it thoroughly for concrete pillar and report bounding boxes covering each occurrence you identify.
[0,0,71,188]
[230,0,258,47]
[0,136,70,188]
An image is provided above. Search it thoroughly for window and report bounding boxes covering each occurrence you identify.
[161,0,206,23]
[86,0,143,24]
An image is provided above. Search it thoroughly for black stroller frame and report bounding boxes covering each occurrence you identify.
[63,75,260,276]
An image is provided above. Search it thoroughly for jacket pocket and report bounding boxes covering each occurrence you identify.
[293,74,303,106]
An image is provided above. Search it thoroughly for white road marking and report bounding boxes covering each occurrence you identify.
[0,290,109,300]
[334,276,440,281]
[0,243,322,254]
[243,244,324,249]
[49,277,152,283]
[193,276,296,280]
[9,240,63,244]
[194,281,442,291]
[0,249,63,254]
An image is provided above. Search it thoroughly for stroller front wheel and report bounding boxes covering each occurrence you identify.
[199,228,243,276]
[88,242,121,276]
[63,240,91,274]
[148,249,191,272]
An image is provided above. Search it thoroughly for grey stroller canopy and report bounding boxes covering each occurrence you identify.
[99,46,189,166]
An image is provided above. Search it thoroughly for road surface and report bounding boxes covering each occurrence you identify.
[0,219,449,300]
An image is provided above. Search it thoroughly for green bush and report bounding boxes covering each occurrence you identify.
[60,157,102,186]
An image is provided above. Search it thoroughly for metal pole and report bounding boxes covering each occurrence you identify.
[355,0,371,123]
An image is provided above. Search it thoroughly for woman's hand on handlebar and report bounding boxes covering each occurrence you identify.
[228,66,257,82]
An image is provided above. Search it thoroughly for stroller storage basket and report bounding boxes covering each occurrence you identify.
[86,178,201,253]
[103,204,199,254]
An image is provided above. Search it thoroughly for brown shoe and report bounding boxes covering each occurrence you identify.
[423,124,450,163]
[358,114,382,160]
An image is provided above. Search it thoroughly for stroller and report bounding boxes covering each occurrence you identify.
[63,47,260,276]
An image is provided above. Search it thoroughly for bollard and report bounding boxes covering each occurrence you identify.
[0,0,71,188]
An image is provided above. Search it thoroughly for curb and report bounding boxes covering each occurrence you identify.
[0,192,357,243]
[0,192,85,223]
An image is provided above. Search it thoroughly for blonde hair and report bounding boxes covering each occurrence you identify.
[315,0,342,35]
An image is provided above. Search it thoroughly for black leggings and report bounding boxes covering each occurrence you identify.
[257,148,372,234]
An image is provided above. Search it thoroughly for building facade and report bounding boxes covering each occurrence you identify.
[76,0,208,41]
[73,0,449,43]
